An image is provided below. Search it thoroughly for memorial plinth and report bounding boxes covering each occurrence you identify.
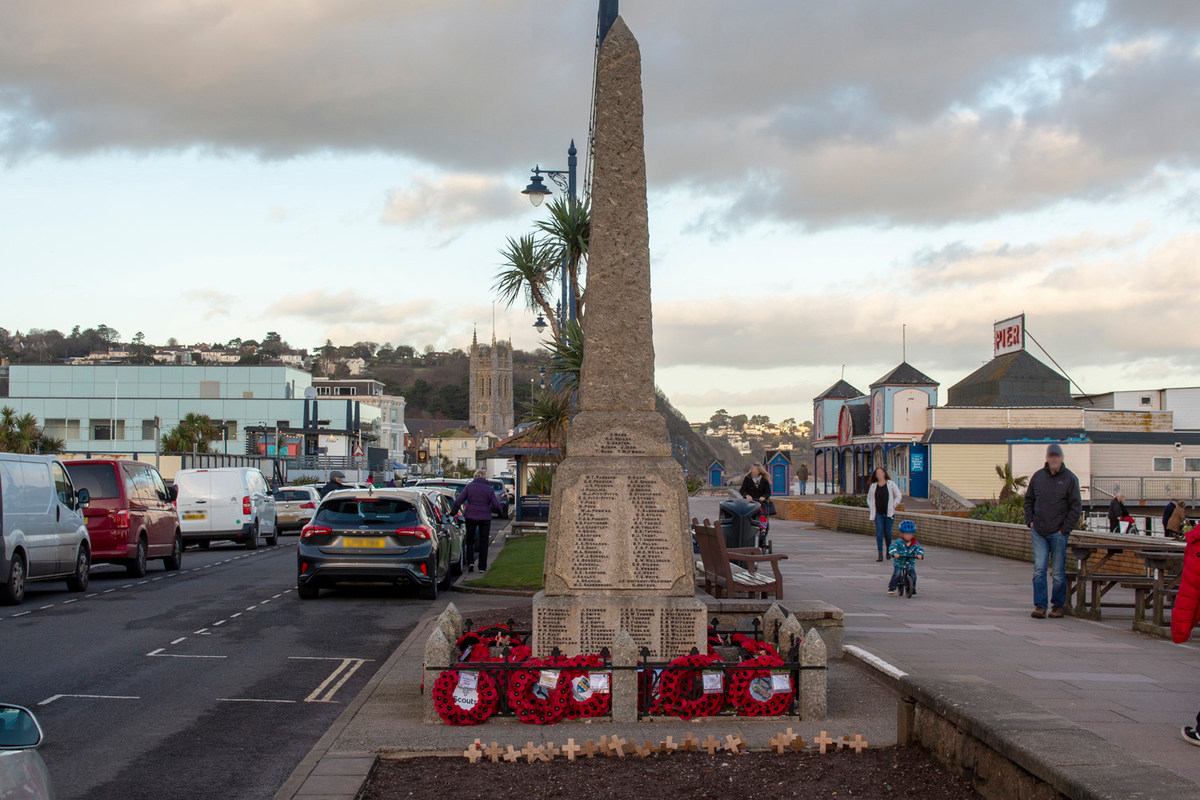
[531,16,706,659]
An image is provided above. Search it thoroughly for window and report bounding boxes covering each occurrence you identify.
[390,409,397,423]
[1141,396,1153,406]
[150,469,169,500]
[129,467,158,501]
[220,421,238,441]
[276,420,288,429]
[1185,458,1200,473]
[44,418,81,440]
[64,463,121,499]
[91,420,126,441]
[51,462,74,506]
[318,386,331,396]
[141,419,158,441]
[199,380,221,398]
[242,391,254,399]
[1153,457,1173,473]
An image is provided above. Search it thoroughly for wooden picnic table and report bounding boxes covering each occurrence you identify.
[1067,541,1148,619]
[1136,549,1185,629]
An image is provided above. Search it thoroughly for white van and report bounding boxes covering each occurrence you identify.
[1,453,93,605]
[174,467,278,550]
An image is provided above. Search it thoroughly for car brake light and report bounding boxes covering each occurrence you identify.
[396,525,433,540]
[300,563,308,574]
[420,562,428,575]
[243,496,252,515]
[115,509,130,530]
[301,524,332,539]
[300,502,315,509]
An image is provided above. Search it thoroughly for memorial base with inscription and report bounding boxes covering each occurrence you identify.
[531,592,707,659]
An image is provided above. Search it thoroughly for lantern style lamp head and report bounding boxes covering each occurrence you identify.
[522,170,551,207]
[533,315,548,334]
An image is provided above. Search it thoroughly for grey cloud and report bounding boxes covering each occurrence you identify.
[380,172,527,230]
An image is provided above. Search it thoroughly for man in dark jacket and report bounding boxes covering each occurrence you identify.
[1108,491,1128,533]
[1164,499,1180,537]
[452,470,503,573]
[1024,444,1082,619]
[318,470,346,498]
[797,462,809,495]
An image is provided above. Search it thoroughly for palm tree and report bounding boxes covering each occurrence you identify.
[544,319,584,394]
[534,197,590,323]
[525,389,573,464]
[0,406,63,453]
[495,234,561,340]
[995,463,1029,502]
[161,413,220,453]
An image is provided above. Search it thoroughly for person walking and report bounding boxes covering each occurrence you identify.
[739,463,772,506]
[1167,500,1189,541]
[1164,498,1180,537]
[318,470,346,498]
[797,462,809,495]
[1108,491,1129,533]
[1024,444,1082,619]
[867,466,903,562]
[452,469,502,573]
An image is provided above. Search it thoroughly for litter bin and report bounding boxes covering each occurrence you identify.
[719,497,761,551]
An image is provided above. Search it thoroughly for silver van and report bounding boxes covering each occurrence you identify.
[0,453,92,605]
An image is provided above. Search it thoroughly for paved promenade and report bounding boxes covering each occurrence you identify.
[689,497,1200,785]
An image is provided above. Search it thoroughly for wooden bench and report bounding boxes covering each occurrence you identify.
[1065,570,1146,619]
[693,517,787,600]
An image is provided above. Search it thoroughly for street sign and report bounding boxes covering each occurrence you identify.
[352,443,365,458]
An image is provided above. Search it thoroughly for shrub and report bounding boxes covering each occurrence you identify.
[969,494,1026,524]
[830,494,868,508]
[685,475,703,494]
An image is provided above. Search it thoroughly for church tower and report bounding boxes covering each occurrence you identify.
[468,327,514,435]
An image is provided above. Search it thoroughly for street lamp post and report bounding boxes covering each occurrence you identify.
[521,140,578,327]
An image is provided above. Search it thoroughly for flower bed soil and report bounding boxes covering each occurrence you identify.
[361,747,978,800]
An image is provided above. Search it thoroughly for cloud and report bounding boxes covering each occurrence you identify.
[182,288,234,320]
[4,1,1200,227]
[380,172,526,231]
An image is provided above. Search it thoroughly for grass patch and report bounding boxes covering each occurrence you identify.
[463,534,545,590]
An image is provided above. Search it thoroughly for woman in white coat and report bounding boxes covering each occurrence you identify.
[868,466,903,562]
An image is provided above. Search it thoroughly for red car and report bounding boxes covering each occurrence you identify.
[63,460,183,577]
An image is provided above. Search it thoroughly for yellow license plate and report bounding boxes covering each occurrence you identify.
[183,512,206,520]
[342,537,386,548]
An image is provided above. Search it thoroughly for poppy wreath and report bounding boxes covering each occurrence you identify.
[727,653,792,717]
[559,654,611,719]
[730,633,779,659]
[432,668,499,726]
[506,656,570,725]
[456,624,524,654]
[658,653,727,720]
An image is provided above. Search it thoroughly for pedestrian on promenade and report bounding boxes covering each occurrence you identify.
[888,520,925,595]
[867,466,903,562]
[739,463,772,506]
[1024,443,1082,619]
[1167,500,1189,541]
[1108,490,1129,533]
[1170,522,1200,745]
[452,469,502,573]
[797,462,809,495]
[1164,498,1180,537]
[318,470,346,498]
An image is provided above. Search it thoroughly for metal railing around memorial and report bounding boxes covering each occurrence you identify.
[428,617,825,721]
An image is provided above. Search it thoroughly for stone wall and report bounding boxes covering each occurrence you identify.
[772,497,818,522]
[812,504,1166,572]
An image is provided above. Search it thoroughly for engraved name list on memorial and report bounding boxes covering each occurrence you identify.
[565,473,674,591]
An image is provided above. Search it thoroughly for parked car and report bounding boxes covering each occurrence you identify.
[411,487,465,575]
[64,460,182,577]
[0,704,53,800]
[272,486,320,532]
[296,488,454,600]
[414,477,510,518]
[174,467,278,550]
[0,454,92,606]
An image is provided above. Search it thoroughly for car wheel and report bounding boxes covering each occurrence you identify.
[1,553,26,605]
[199,540,210,549]
[66,547,90,592]
[245,521,260,550]
[127,537,148,578]
[163,532,183,571]
[419,579,438,600]
[297,582,319,600]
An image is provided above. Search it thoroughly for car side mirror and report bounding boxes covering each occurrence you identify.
[0,704,44,749]
[75,487,90,509]
[168,484,179,502]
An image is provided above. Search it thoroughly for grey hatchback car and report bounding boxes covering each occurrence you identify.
[296,489,455,601]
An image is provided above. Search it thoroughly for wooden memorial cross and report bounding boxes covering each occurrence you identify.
[814,731,835,755]
[502,745,521,763]
[463,742,483,763]
[562,739,582,761]
[484,742,504,763]
[790,732,810,753]
[633,742,653,759]
[849,734,868,754]
[661,736,680,752]
[724,734,746,754]
[522,742,541,764]
[609,736,627,757]
[680,732,700,752]
[541,743,559,761]
[701,734,722,755]
[580,740,601,759]
[768,730,796,754]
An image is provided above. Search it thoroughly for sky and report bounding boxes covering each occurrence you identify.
[3,1,1200,425]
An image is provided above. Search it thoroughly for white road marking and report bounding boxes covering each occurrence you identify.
[85,593,98,598]
[152,577,163,581]
[213,620,226,626]
[260,599,271,604]
[138,580,149,585]
[218,698,295,704]
[246,606,257,611]
[147,648,164,656]
[148,651,227,659]
[305,658,367,703]
[121,584,133,589]
[288,656,376,661]
[11,611,30,617]
[39,694,139,706]
[194,628,209,634]
[103,589,115,594]
[62,599,77,604]
[272,593,282,599]
[230,613,242,618]
[171,637,187,645]
[39,605,53,610]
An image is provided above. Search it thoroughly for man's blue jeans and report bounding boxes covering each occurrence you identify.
[874,515,894,556]
[798,480,806,495]
[1031,529,1067,610]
